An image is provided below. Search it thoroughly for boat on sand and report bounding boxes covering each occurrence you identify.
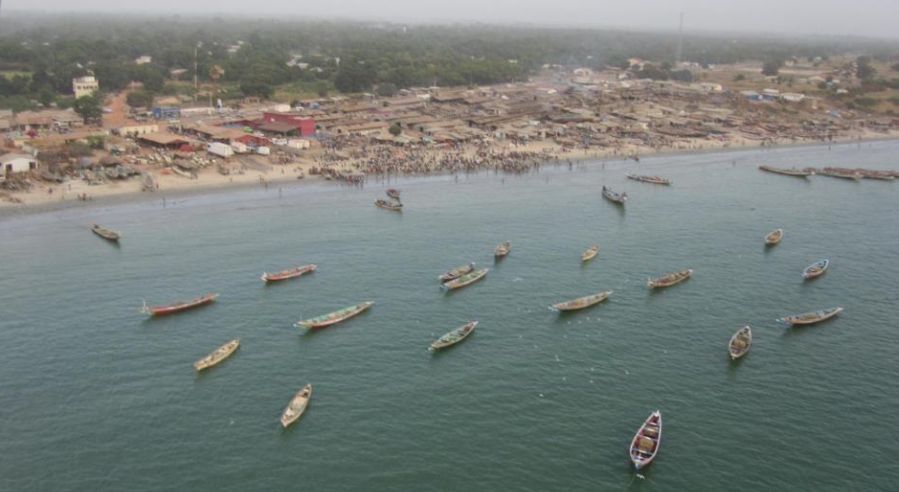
[779,307,843,326]
[728,326,752,360]
[194,339,240,371]
[647,270,693,289]
[141,293,219,316]
[443,269,489,290]
[581,245,599,262]
[280,384,312,428]
[629,411,662,470]
[439,263,475,283]
[430,321,478,351]
[552,291,612,312]
[295,302,374,329]
[261,264,317,282]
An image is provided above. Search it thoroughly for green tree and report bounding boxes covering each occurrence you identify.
[388,122,402,136]
[376,83,398,97]
[239,80,274,99]
[126,90,154,108]
[73,94,103,123]
[334,59,376,93]
[856,56,876,81]
[761,60,782,77]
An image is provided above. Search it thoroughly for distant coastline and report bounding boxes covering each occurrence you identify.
[2,134,897,219]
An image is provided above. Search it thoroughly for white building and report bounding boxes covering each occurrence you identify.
[135,56,153,65]
[1,153,38,176]
[73,76,99,99]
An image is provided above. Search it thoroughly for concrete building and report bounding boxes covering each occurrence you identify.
[1,153,38,176]
[73,76,99,99]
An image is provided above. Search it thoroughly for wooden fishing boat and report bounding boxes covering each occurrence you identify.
[141,293,219,316]
[818,168,862,181]
[443,268,489,290]
[90,224,121,241]
[803,258,829,280]
[626,174,671,185]
[758,165,813,177]
[629,411,662,470]
[779,307,843,326]
[194,339,240,371]
[438,263,475,283]
[295,301,374,329]
[495,241,511,258]
[430,321,478,351]
[280,384,312,428]
[647,269,693,289]
[728,326,752,360]
[552,291,612,312]
[261,264,317,282]
[602,186,628,205]
[386,188,401,199]
[857,169,896,181]
[765,228,783,246]
[581,245,599,262]
[375,199,403,212]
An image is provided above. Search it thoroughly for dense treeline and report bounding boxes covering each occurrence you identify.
[1,13,898,111]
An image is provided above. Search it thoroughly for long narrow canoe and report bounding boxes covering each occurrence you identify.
[439,263,475,283]
[758,165,813,177]
[602,186,628,205]
[262,264,317,282]
[765,228,783,246]
[552,291,612,312]
[194,339,240,371]
[90,224,121,241]
[779,307,843,326]
[803,259,829,280]
[495,241,511,258]
[629,411,662,470]
[626,174,671,185]
[581,245,600,262]
[280,384,312,428]
[857,169,896,181]
[295,301,374,329]
[818,168,862,180]
[375,199,403,211]
[430,321,478,351]
[647,269,693,289]
[141,293,219,316]
[728,326,752,360]
[443,269,489,290]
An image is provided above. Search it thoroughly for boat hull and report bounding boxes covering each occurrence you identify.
[728,326,752,360]
[280,384,312,428]
[194,339,240,371]
[296,302,375,329]
[430,321,478,350]
[444,269,489,290]
[142,294,219,316]
[780,307,843,326]
[803,259,829,280]
[765,229,783,246]
[262,264,317,282]
[630,411,662,470]
[552,291,612,312]
[647,269,693,289]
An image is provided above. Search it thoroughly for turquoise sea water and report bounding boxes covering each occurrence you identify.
[1,141,898,491]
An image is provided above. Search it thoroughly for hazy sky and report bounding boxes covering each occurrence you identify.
[5,0,899,39]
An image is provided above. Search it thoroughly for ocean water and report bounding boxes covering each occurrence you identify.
[1,141,898,491]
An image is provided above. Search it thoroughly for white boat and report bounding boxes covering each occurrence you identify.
[280,384,313,428]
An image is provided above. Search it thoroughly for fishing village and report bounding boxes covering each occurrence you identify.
[3,57,899,209]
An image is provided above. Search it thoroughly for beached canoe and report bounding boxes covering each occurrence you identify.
[495,241,511,258]
[295,302,374,329]
[602,186,628,205]
[430,321,478,351]
[629,411,662,470]
[90,224,121,241]
[626,174,671,185]
[194,339,240,371]
[439,263,475,283]
[375,199,403,212]
[261,264,317,282]
[386,188,401,199]
[280,384,312,428]
[857,169,896,181]
[803,259,829,280]
[779,307,843,326]
[581,245,599,262]
[443,268,489,290]
[647,269,693,289]
[728,326,752,360]
[552,290,612,312]
[765,228,784,246]
[141,293,219,316]
[758,165,813,177]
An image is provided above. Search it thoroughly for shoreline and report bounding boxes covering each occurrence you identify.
[2,134,897,219]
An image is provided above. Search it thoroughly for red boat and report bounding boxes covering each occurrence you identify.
[141,293,219,316]
[261,264,317,282]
